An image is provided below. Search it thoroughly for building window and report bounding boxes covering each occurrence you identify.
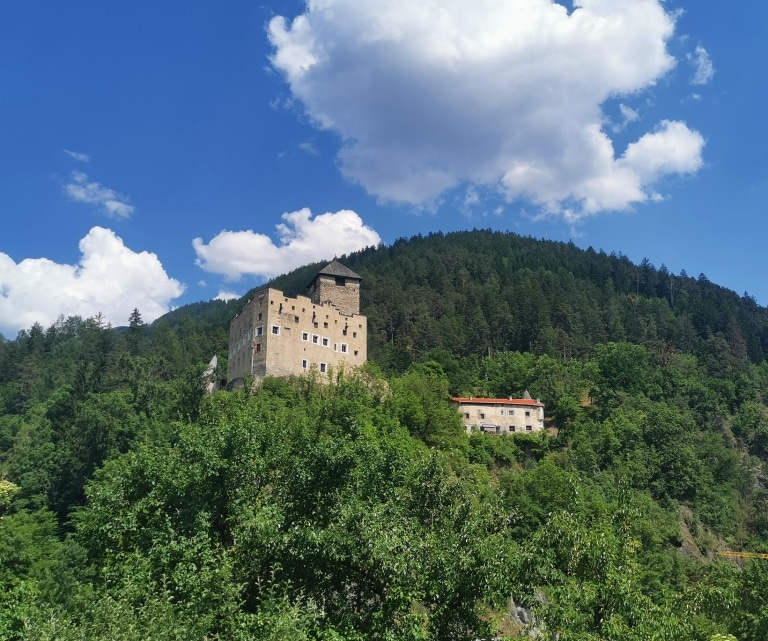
[271,325,280,335]
[302,332,309,341]
[342,328,348,336]
[257,313,262,321]
[313,322,318,328]
[323,322,328,328]
[322,337,329,347]
[291,305,295,311]
[525,411,531,417]
[479,413,485,419]
[335,276,345,286]
[354,350,358,356]
[340,343,348,353]
[500,410,505,416]
[464,413,470,419]
[526,425,532,431]
[255,326,263,336]
[319,362,327,373]
[312,334,319,344]
[254,343,261,353]
[333,343,338,352]
[301,359,308,369]
[294,316,299,323]
[510,426,516,432]
[352,331,357,338]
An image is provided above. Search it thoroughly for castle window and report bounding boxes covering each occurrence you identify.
[302,332,309,341]
[526,425,532,431]
[479,413,485,419]
[334,343,338,352]
[312,335,319,344]
[352,332,357,338]
[340,343,348,353]
[510,426,516,432]
[509,410,515,416]
[255,326,263,336]
[257,313,262,321]
[342,328,348,336]
[354,350,358,356]
[464,413,470,419]
[294,316,299,323]
[314,322,318,328]
[525,411,531,417]
[500,410,505,416]
[322,337,329,347]
[254,343,261,353]
[302,359,308,369]
[335,276,345,286]
[319,362,327,373]
[323,322,328,328]
[291,305,295,310]
[271,325,280,335]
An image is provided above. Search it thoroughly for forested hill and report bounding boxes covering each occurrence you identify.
[163,228,768,372]
[6,230,768,639]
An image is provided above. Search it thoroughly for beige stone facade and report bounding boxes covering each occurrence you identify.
[452,395,545,435]
[228,261,367,383]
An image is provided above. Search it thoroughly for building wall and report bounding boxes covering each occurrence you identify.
[453,400,545,435]
[228,287,367,382]
[308,274,361,317]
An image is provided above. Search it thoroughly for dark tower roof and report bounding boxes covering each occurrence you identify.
[308,260,362,287]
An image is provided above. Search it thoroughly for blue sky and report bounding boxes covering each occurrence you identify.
[1,0,766,338]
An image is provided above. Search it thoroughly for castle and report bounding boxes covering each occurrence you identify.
[227,260,367,383]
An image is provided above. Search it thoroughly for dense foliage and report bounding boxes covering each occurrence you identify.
[2,231,768,639]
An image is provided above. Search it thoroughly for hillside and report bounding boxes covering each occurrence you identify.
[2,229,768,639]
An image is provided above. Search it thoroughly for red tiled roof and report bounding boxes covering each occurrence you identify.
[451,397,544,407]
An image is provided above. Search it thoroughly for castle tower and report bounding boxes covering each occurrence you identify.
[307,260,362,316]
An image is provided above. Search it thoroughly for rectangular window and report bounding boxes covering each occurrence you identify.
[322,337,329,347]
[525,411,531,417]
[255,326,263,336]
[294,316,299,323]
[254,343,261,354]
[302,332,309,341]
[352,331,357,338]
[354,350,358,356]
[333,343,338,352]
[464,413,470,419]
[313,322,318,328]
[271,325,280,335]
[343,328,348,336]
[500,410,504,416]
[335,276,345,286]
[323,322,328,328]
[341,343,348,353]
[479,413,485,419]
[301,359,308,369]
[257,313,262,321]
[319,362,327,373]
[510,426,516,433]
[526,425,532,432]
[312,334,319,344]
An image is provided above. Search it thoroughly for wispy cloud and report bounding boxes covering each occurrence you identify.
[64,171,135,218]
[193,207,381,280]
[63,149,90,162]
[269,0,705,220]
[0,227,184,336]
[299,141,319,155]
[611,103,640,132]
[214,290,240,301]
[689,45,715,85]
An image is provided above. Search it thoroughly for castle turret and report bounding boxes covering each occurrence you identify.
[307,260,362,316]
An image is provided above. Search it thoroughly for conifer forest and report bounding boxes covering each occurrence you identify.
[3,230,768,640]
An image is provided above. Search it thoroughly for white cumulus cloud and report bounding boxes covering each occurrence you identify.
[689,45,715,85]
[269,0,706,219]
[0,227,185,336]
[64,171,135,218]
[192,208,381,279]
